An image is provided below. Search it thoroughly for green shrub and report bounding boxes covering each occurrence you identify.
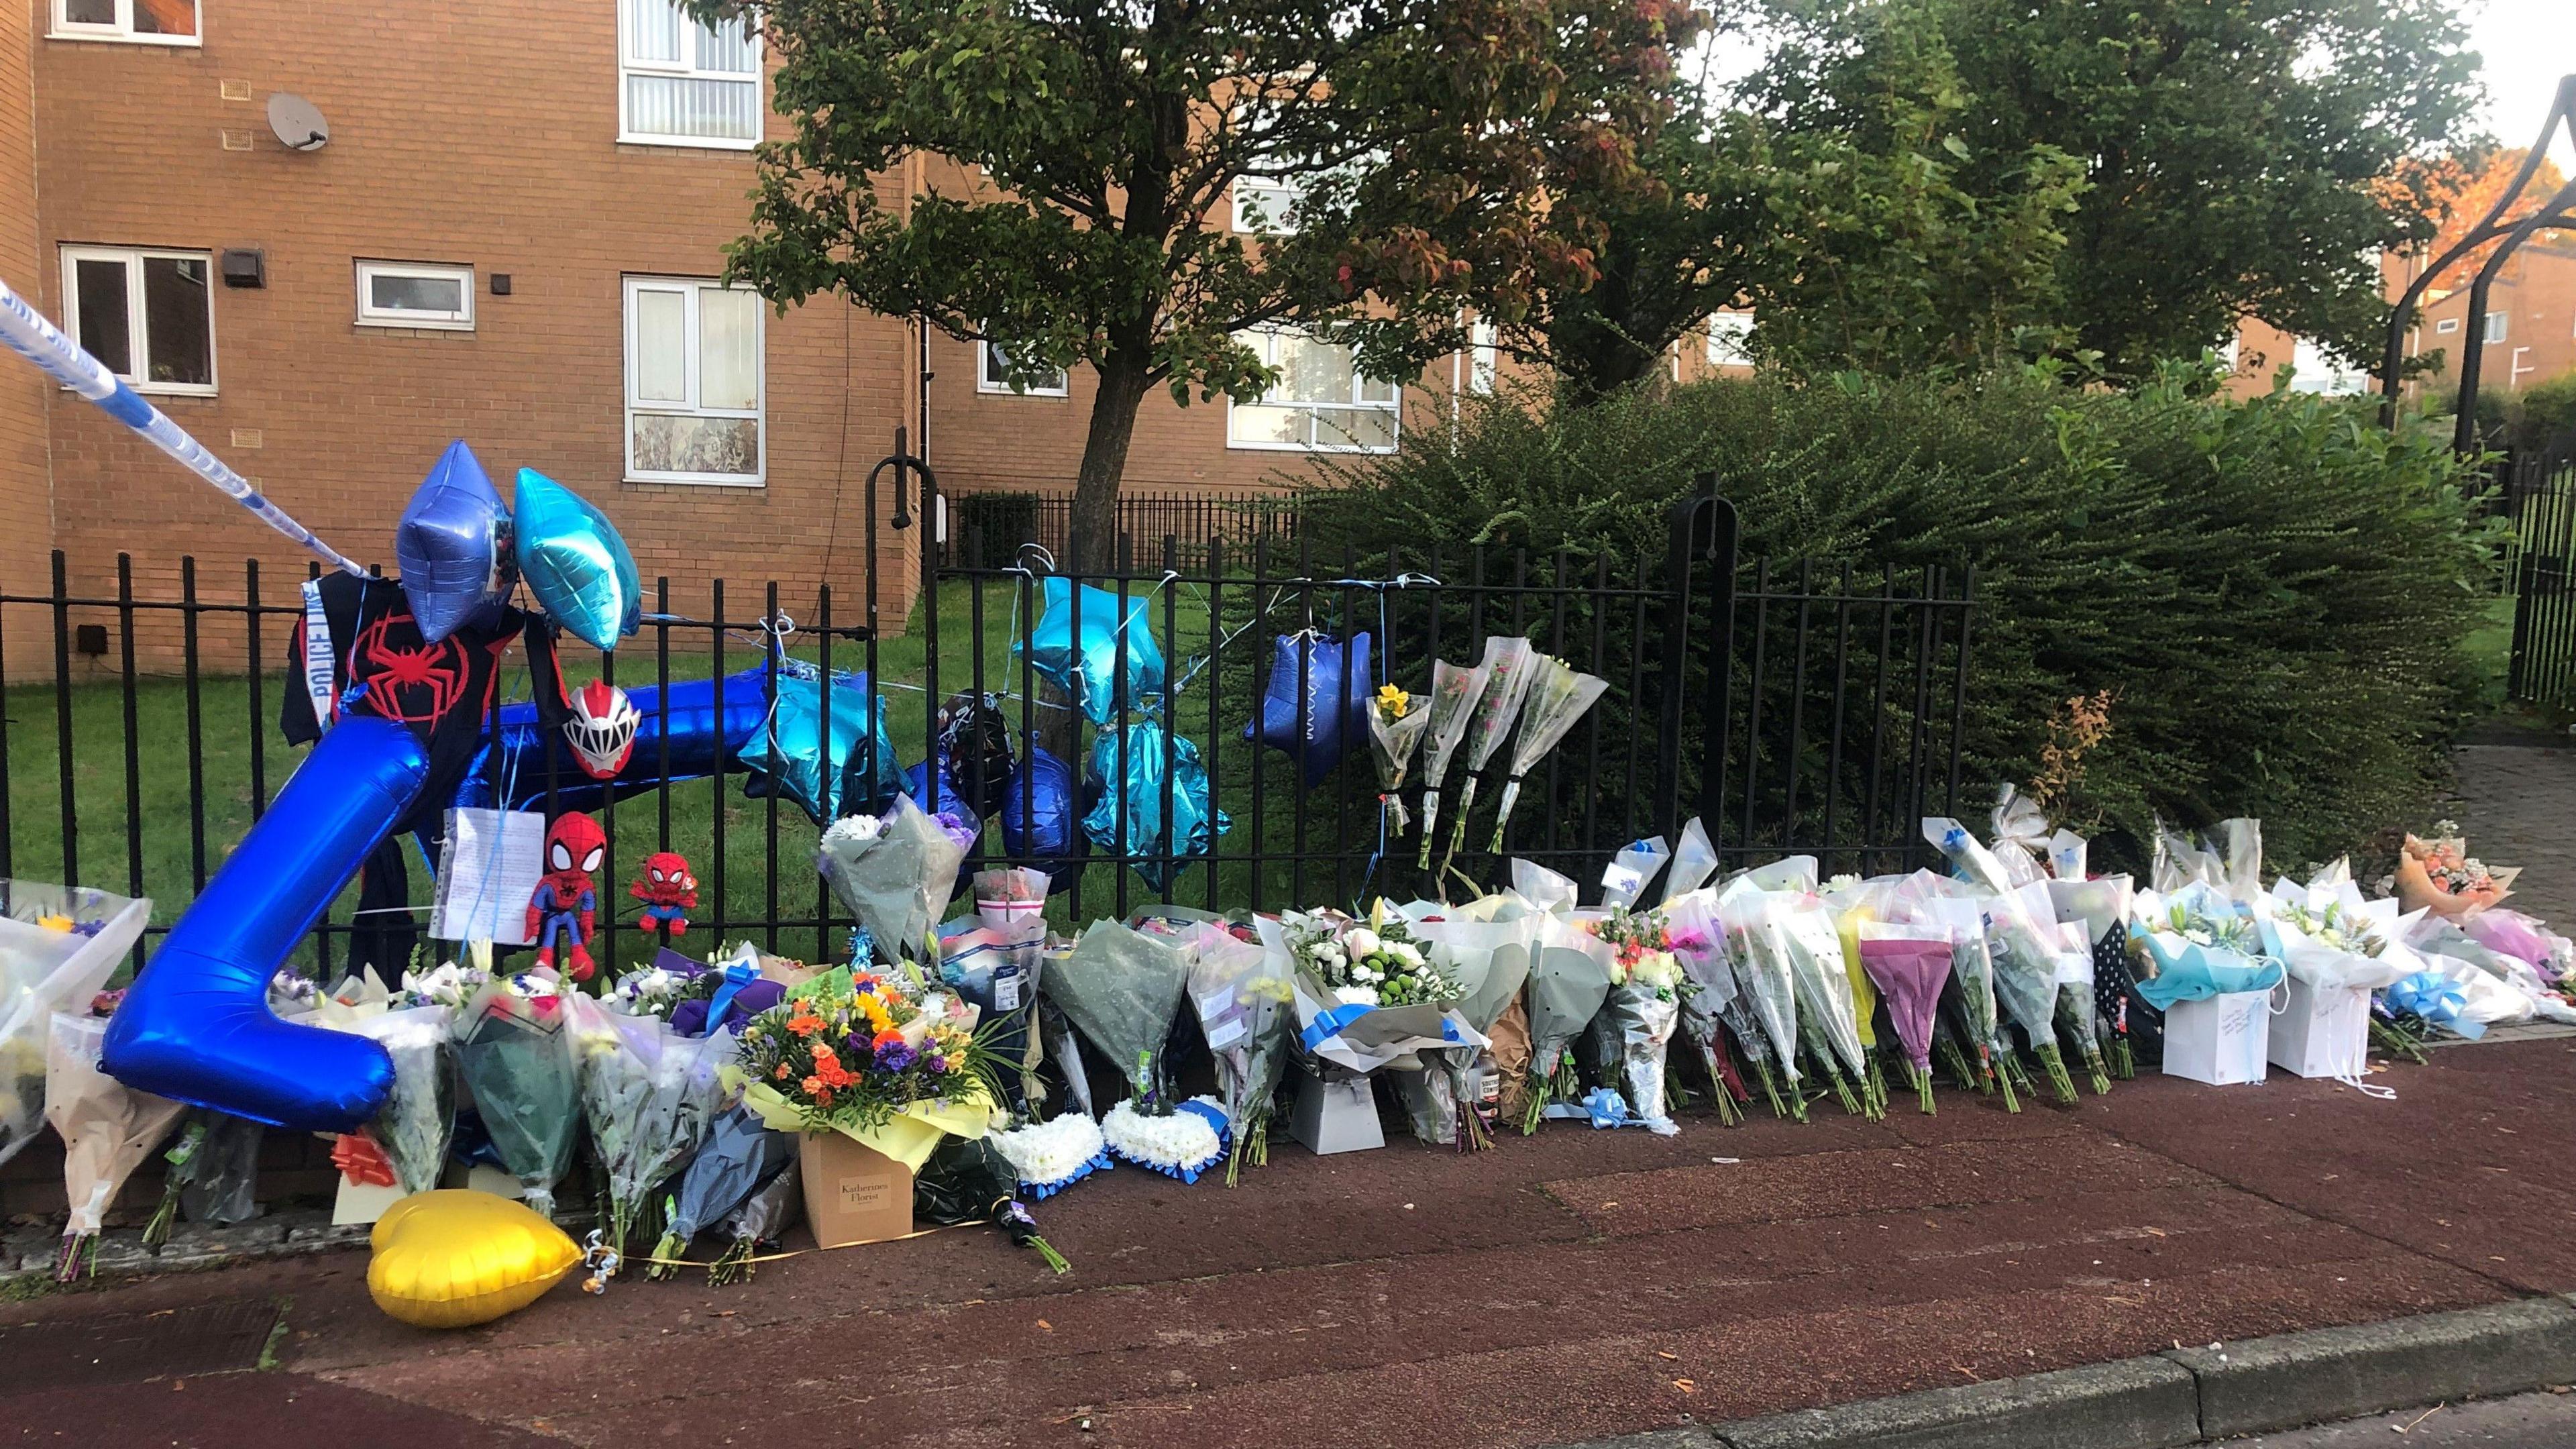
[2513,367,2576,453]
[1300,372,2502,869]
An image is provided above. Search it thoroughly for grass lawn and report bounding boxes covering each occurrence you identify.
[0,575,1417,980]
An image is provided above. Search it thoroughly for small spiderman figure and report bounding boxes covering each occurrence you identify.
[630,851,697,939]
[527,812,606,981]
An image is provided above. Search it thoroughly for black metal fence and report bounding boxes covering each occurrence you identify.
[1,477,1972,983]
[2504,429,2576,705]
[943,488,1299,571]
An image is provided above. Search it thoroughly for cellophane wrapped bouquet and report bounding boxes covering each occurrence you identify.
[0,885,149,1173]
[1399,896,1539,1149]
[1578,906,1684,1135]
[1518,908,1617,1131]
[1714,878,1805,1120]
[2128,883,2284,1008]
[1367,684,1436,837]
[1662,885,1751,1124]
[48,991,182,1281]
[347,1003,458,1196]
[451,969,581,1217]
[735,964,998,1147]
[568,989,736,1259]
[651,1104,795,1280]
[1182,920,1294,1182]
[2390,822,2516,922]
[1925,818,2108,1102]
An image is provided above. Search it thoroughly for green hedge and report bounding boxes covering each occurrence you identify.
[1299,371,2502,869]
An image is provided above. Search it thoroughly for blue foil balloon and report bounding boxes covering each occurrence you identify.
[1242,630,1372,786]
[1083,720,1229,890]
[394,440,516,643]
[103,716,427,1130]
[743,671,899,824]
[1017,577,1167,725]
[1000,745,1086,894]
[514,468,640,651]
[455,668,775,814]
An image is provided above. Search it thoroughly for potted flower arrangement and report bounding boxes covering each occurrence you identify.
[733,966,998,1249]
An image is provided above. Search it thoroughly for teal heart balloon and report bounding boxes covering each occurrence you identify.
[513,468,639,651]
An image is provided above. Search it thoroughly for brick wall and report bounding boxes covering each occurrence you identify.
[0,0,53,598]
[27,0,916,667]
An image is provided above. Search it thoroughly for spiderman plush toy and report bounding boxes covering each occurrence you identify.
[527,812,606,980]
[629,851,697,938]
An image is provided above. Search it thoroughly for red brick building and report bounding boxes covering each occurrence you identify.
[0,0,1485,653]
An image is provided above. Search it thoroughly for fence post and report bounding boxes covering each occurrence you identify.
[1658,480,1737,843]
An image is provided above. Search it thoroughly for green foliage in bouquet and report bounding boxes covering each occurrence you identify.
[1299,366,2499,871]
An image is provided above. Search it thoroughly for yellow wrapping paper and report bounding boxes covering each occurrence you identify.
[734,1077,995,1174]
[1835,906,1880,1050]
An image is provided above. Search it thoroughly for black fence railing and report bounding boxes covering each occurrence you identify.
[2504,431,2576,705]
[1,481,1972,985]
[943,488,1299,572]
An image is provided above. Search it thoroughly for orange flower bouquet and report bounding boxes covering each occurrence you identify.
[731,966,999,1171]
[2394,826,2516,922]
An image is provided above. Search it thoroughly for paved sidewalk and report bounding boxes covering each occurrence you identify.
[5,1038,2572,1449]
[2445,736,2576,925]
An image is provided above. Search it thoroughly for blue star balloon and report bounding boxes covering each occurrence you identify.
[1000,745,1086,895]
[514,468,640,651]
[1242,630,1372,786]
[1017,577,1167,725]
[1083,720,1229,890]
[394,440,516,642]
[742,670,898,824]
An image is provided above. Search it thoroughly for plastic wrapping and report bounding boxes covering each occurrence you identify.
[1857,923,1953,1112]
[1412,657,1491,868]
[1988,784,2050,887]
[1185,925,1293,1179]
[568,993,735,1255]
[1600,839,1670,911]
[1517,916,1615,1129]
[47,1010,184,1279]
[1243,630,1372,786]
[451,977,580,1218]
[0,885,150,1169]
[1662,818,1720,905]
[818,796,970,963]
[2131,883,2286,1006]
[1487,653,1608,852]
[1366,686,1436,837]
[1440,637,1540,872]
[1597,979,1681,1134]
[347,1005,456,1195]
[1044,921,1191,1104]
[653,1105,794,1274]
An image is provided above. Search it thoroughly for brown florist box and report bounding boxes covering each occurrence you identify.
[799,1132,914,1248]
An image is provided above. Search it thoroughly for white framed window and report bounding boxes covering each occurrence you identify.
[1232,176,1301,234]
[1467,320,1498,396]
[2484,310,2510,344]
[1707,311,1754,368]
[2434,317,2461,335]
[623,276,764,485]
[979,339,1068,396]
[50,0,199,44]
[356,261,475,331]
[619,0,761,148]
[1228,329,1399,453]
[60,246,215,394]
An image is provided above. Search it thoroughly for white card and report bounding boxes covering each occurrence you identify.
[431,807,546,945]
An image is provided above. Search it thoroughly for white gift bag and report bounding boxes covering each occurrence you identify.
[2163,988,2275,1086]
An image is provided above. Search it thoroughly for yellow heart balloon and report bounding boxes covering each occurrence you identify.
[368,1190,582,1330]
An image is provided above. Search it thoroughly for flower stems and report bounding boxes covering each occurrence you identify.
[1934,1032,1981,1094]
[2032,1042,2080,1106]
[1913,1063,1936,1115]
[708,1236,757,1286]
[2371,1016,2428,1065]
[648,1230,686,1281]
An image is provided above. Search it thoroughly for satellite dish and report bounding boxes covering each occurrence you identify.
[266,93,329,152]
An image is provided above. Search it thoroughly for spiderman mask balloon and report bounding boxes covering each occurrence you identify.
[630,850,697,938]
[528,812,607,980]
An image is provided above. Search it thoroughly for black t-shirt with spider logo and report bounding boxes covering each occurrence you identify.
[281,574,570,836]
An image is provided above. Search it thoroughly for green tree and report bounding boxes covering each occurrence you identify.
[1760,0,2483,375]
[700,0,1693,566]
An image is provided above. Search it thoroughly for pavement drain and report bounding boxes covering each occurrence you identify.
[0,1295,282,1396]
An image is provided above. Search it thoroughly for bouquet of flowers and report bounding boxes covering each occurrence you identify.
[2129,884,2285,1008]
[1367,684,1437,837]
[1927,818,2108,1099]
[734,965,998,1169]
[1715,879,1805,1119]
[1892,874,2015,1108]
[2258,869,2418,993]
[1042,920,1191,1106]
[345,1003,457,1195]
[1774,898,1876,1119]
[398,957,488,1011]
[817,796,971,965]
[1413,657,1493,869]
[712,1152,801,1285]
[1579,906,1683,1135]
[450,970,582,1218]
[143,1110,265,1248]
[1288,909,1460,1008]
[608,961,690,1018]
[1401,900,1539,1148]
[568,991,737,1259]
[0,885,148,1173]
[1517,913,1617,1131]
[1439,637,1540,877]
[1856,921,1954,1114]
[1661,887,1748,1124]
[649,1104,795,1279]
[47,1001,183,1280]
[1486,653,1609,853]
[2392,825,2516,921]
[1185,922,1295,1181]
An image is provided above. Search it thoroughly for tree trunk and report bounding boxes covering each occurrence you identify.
[1071,356,1155,574]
